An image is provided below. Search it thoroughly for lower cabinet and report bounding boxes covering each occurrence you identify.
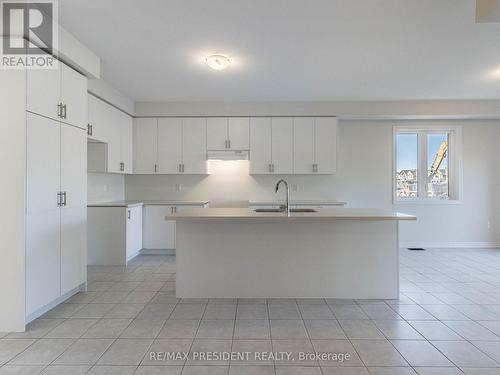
[143,204,206,250]
[26,113,87,319]
[87,205,143,266]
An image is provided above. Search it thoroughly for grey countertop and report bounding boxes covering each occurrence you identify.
[87,200,211,208]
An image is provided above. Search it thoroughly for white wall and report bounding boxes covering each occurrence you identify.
[88,173,125,204]
[125,119,500,247]
[0,68,27,331]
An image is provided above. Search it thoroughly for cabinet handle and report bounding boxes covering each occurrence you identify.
[268,164,272,173]
[62,104,67,119]
[228,139,231,149]
[127,209,131,219]
[120,162,124,172]
[181,164,185,173]
[313,163,318,173]
[87,124,91,136]
[178,164,182,173]
[62,191,67,207]
[90,124,93,136]
[57,103,62,118]
[57,192,62,207]
[154,164,158,173]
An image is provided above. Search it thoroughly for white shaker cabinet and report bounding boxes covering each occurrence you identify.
[293,117,316,174]
[26,113,87,317]
[120,111,133,174]
[133,118,158,174]
[27,61,87,130]
[249,117,293,174]
[207,117,249,150]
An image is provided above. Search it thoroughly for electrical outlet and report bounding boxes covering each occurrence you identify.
[175,184,182,192]
[292,184,299,192]
[103,184,108,192]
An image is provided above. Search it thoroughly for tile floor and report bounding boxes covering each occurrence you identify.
[1,248,500,374]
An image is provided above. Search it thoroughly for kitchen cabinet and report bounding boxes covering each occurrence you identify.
[293,117,337,174]
[27,61,87,130]
[87,95,133,174]
[133,118,158,173]
[207,117,249,150]
[157,118,207,174]
[87,205,143,265]
[249,117,293,174]
[26,113,87,317]
[126,206,143,261]
[143,203,208,250]
[158,118,182,173]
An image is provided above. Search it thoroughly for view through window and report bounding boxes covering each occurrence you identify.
[396,131,450,200]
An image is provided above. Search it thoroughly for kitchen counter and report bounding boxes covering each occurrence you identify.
[249,199,347,206]
[88,200,211,208]
[172,207,415,221]
[174,207,415,299]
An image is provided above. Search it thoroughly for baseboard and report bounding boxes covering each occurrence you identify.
[140,248,176,255]
[25,282,86,324]
[400,241,500,249]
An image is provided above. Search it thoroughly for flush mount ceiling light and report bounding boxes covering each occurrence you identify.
[205,54,231,70]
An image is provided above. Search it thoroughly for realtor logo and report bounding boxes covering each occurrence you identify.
[1,0,58,69]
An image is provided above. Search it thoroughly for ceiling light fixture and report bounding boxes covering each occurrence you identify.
[205,54,230,70]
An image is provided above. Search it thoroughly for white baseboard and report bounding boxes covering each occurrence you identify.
[401,241,500,249]
[26,282,86,324]
[140,248,176,255]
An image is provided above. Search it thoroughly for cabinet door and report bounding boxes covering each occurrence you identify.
[88,95,109,142]
[315,117,337,174]
[293,117,315,174]
[60,124,87,294]
[120,111,133,174]
[106,106,122,173]
[158,118,182,173]
[133,118,158,174]
[206,117,227,150]
[249,118,272,174]
[182,118,207,174]
[143,205,176,249]
[126,206,143,261]
[271,117,293,174]
[60,207,86,295]
[228,117,249,149]
[26,113,61,315]
[60,64,88,130]
[26,65,61,121]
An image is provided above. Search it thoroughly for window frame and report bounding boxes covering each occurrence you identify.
[393,124,463,205]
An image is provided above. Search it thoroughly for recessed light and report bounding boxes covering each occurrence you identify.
[205,54,230,70]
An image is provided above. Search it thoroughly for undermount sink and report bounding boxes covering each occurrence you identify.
[254,208,317,213]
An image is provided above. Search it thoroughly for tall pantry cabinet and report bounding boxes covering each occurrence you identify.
[25,61,88,320]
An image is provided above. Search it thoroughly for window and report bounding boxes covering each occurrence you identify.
[394,126,462,203]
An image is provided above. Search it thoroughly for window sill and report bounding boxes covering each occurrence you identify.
[393,199,463,206]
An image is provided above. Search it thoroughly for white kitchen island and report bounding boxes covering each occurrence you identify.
[172,208,416,299]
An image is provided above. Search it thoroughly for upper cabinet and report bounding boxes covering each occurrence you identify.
[133,118,158,174]
[87,95,133,174]
[249,117,293,174]
[293,117,337,174]
[27,63,87,130]
[207,117,249,150]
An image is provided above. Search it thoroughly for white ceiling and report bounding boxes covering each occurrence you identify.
[59,0,500,102]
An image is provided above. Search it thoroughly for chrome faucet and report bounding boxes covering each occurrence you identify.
[275,179,290,215]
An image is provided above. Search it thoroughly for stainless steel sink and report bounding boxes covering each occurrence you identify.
[254,208,284,213]
[290,208,317,213]
[254,208,317,213]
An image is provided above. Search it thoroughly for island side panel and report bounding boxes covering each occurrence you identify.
[176,220,399,299]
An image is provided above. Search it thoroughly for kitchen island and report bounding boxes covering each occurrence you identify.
[172,208,415,299]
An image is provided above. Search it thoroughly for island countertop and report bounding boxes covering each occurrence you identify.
[171,207,416,221]
[88,200,211,208]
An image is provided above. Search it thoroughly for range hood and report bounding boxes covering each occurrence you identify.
[206,150,249,161]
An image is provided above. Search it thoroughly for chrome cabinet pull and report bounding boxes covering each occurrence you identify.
[127,209,131,219]
[57,192,62,207]
[62,104,67,119]
[57,103,62,118]
[268,164,272,173]
[313,163,318,173]
[154,164,158,173]
[228,139,231,149]
[62,191,67,207]
[178,164,182,173]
